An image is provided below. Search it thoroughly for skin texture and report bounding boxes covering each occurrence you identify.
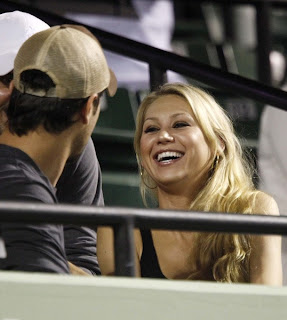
[68,262,92,276]
[98,93,282,285]
[140,95,212,208]
[249,193,282,285]
[0,81,12,130]
[0,83,10,107]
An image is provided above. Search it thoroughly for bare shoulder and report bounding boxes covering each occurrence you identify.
[253,191,279,216]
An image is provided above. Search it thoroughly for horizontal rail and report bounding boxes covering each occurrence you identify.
[1,201,286,276]
[1,1,287,111]
[0,201,286,236]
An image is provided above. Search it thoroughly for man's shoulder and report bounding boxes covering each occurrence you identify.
[0,145,57,203]
[0,144,41,182]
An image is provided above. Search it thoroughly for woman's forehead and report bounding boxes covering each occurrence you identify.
[144,94,193,117]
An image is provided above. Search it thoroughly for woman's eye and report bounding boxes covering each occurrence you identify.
[173,122,189,128]
[144,126,158,133]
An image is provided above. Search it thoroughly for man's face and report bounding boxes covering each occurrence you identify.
[0,80,11,109]
[0,80,10,133]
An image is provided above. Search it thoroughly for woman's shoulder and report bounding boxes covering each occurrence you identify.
[252,191,279,216]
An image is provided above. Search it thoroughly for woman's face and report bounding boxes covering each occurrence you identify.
[140,94,212,192]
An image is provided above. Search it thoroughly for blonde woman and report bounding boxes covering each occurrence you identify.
[98,83,282,285]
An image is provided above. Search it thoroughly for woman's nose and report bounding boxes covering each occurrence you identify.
[158,131,174,143]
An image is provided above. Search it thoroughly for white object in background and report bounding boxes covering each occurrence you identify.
[66,0,185,91]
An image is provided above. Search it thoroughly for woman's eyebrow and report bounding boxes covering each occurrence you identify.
[144,117,158,123]
[144,113,190,123]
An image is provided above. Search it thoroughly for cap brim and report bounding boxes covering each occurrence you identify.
[107,68,117,97]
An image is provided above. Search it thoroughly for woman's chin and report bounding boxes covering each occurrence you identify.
[156,175,187,190]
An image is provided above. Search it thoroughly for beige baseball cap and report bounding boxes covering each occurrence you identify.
[14,24,117,98]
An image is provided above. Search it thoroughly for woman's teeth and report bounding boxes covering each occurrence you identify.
[157,151,183,162]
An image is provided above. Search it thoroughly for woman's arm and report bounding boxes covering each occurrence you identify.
[249,192,282,286]
[97,226,141,276]
[97,226,116,275]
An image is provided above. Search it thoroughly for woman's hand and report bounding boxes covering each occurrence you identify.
[68,261,91,276]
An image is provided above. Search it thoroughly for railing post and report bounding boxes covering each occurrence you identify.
[149,64,167,91]
[255,0,272,85]
[113,217,136,277]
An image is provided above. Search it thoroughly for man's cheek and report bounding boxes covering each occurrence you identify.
[0,88,10,108]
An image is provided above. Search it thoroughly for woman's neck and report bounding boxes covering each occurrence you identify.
[156,173,210,210]
[157,189,193,210]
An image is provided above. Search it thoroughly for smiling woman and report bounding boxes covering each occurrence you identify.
[139,94,211,203]
[98,83,282,285]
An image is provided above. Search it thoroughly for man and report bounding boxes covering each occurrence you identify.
[0,11,108,275]
[0,20,117,273]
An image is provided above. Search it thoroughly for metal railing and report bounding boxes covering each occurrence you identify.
[0,201,287,276]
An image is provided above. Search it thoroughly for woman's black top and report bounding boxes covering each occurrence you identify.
[140,229,166,279]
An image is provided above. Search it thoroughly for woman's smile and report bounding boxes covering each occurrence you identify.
[154,150,184,165]
[140,94,211,189]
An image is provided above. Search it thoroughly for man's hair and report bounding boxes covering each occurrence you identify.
[0,71,13,87]
[7,69,101,136]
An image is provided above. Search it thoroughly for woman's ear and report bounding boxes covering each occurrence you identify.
[216,136,225,155]
[80,93,99,124]
[219,138,225,152]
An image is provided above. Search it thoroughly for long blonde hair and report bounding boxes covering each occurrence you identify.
[134,83,259,283]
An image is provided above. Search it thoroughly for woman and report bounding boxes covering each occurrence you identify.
[98,83,282,285]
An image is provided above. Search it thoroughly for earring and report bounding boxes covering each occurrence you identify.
[214,154,219,168]
[140,167,157,189]
[210,155,220,173]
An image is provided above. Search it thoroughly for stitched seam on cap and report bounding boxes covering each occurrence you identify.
[36,27,60,66]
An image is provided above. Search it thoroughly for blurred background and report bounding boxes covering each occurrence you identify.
[2,0,287,208]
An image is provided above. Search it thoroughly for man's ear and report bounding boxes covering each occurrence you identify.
[80,93,99,124]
